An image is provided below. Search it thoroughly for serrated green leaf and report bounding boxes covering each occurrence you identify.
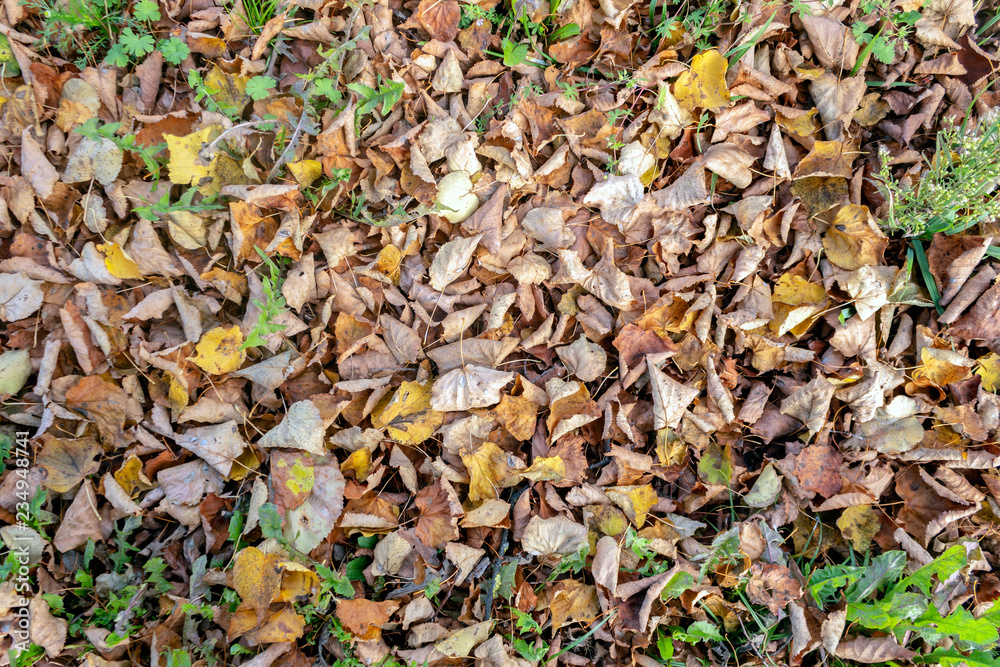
[871,37,897,64]
[847,550,906,601]
[673,620,724,643]
[907,605,999,649]
[348,79,404,116]
[917,648,1000,667]
[896,544,966,596]
[502,39,529,67]
[121,28,155,57]
[105,43,129,67]
[246,75,276,101]
[133,0,162,22]
[808,564,864,606]
[160,37,190,65]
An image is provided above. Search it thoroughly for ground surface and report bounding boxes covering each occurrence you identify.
[2,0,1000,665]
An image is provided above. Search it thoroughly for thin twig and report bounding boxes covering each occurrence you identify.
[113,583,148,636]
[199,120,272,160]
[266,101,310,183]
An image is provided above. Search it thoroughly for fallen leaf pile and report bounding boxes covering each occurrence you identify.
[2,0,1000,664]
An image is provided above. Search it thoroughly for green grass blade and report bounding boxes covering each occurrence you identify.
[725,10,777,64]
[911,238,943,315]
[850,24,884,77]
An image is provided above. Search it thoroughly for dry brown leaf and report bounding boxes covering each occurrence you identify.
[336,598,400,641]
[834,636,915,663]
[37,435,101,493]
[52,480,103,552]
[521,515,588,558]
[649,360,699,429]
[431,366,514,412]
[429,234,482,292]
[556,335,608,383]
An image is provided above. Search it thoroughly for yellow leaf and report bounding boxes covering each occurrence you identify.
[770,274,828,338]
[275,560,319,604]
[166,372,189,417]
[233,547,282,614]
[548,581,600,633]
[114,455,155,497]
[0,33,22,76]
[775,107,819,138]
[164,125,247,196]
[230,445,260,481]
[96,242,142,280]
[341,446,373,482]
[165,125,219,186]
[837,504,879,551]
[371,380,443,444]
[673,49,731,111]
[772,274,826,306]
[371,244,403,285]
[191,325,246,375]
[519,455,565,483]
[606,484,658,527]
[461,441,521,504]
[913,347,974,387]
[976,352,1000,392]
[587,503,630,536]
[288,159,323,187]
[204,65,251,113]
[822,204,888,270]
